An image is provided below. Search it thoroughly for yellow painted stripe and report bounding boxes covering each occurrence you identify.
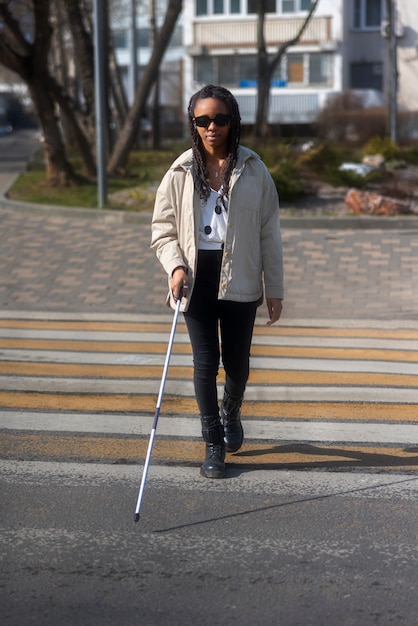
[0,392,417,422]
[0,320,188,333]
[1,338,417,364]
[253,326,418,340]
[0,338,192,353]
[0,432,417,469]
[251,345,418,362]
[1,360,417,388]
[1,319,418,340]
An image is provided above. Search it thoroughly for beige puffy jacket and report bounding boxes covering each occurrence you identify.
[151,145,284,311]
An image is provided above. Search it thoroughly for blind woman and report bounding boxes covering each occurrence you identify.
[151,84,284,479]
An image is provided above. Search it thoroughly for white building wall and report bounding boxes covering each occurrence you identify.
[396,0,418,110]
[182,0,195,114]
[182,0,345,125]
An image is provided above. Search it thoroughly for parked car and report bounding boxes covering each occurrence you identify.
[0,92,36,134]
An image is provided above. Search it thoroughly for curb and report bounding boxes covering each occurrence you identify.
[3,190,418,230]
[1,136,418,229]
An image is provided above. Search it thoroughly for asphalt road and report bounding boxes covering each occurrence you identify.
[2,462,418,626]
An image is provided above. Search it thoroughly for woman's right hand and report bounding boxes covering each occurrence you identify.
[171,267,189,301]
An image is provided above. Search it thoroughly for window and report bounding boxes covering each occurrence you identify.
[214,0,224,13]
[283,0,312,12]
[113,30,127,50]
[195,56,214,84]
[309,53,332,85]
[219,56,238,84]
[138,28,150,47]
[287,54,304,83]
[196,0,208,16]
[240,55,258,82]
[194,52,332,88]
[197,0,311,15]
[353,0,382,29]
[282,0,296,13]
[248,0,275,13]
[350,62,383,91]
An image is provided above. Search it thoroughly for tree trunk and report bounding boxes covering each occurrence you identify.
[28,81,76,187]
[107,0,182,174]
[47,76,96,177]
[150,0,161,150]
[254,0,320,142]
[109,39,128,131]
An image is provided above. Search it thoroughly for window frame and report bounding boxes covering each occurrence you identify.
[195,0,313,16]
[352,0,382,31]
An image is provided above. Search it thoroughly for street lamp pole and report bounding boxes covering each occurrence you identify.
[386,0,398,143]
[93,0,107,208]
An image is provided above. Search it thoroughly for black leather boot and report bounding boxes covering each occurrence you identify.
[221,390,244,453]
[200,415,226,479]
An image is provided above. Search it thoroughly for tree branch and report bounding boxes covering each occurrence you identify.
[269,0,320,71]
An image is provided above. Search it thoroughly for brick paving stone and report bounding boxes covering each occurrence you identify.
[0,206,418,320]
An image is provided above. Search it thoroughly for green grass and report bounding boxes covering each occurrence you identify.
[8,145,187,211]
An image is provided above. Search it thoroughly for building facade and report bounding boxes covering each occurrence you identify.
[182,0,418,127]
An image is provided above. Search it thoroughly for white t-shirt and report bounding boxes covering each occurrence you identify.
[199,188,228,250]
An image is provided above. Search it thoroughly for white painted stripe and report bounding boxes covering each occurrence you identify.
[1,349,417,375]
[1,328,417,351]
[0,349,194,366]
[1,310,418,330]
[1,411,417,444]
[8,351,418,374]
[1,376,418,403]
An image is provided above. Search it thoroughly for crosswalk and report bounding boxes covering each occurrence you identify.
[0,312,417,471]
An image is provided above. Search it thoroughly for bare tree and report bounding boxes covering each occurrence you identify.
[0,0,78,185]
[254,0,320,142]
[107,0,182,174]
[0,0,182,187]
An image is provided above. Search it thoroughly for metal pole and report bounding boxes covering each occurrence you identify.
[93,0,107,207]
[386,0,398,143]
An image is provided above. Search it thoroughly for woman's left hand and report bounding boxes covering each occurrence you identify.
[266,298,283,326]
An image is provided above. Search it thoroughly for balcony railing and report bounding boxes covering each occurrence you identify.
[233,89,335,124]
[193,16,332,49]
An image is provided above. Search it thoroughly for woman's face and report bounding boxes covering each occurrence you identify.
[193,97,231,154]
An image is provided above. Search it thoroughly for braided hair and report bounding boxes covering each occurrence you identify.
[188,84,241,203]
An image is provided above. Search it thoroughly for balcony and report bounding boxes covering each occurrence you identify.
[192,16,332,49]
[234,89,334,125]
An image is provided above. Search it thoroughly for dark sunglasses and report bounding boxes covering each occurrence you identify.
[194,114,231,128]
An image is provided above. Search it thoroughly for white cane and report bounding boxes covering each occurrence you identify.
[134,294,183,521]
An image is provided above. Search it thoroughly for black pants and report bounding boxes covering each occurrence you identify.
[184,250,258,418]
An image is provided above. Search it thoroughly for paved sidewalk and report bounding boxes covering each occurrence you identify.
[1,130,418,323]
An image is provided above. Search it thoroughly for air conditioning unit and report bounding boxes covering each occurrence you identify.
[321,40,338,51]
[381,20,404,38]
[186,45,207,56]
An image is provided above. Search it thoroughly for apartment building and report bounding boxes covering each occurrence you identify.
[182,0,418,127]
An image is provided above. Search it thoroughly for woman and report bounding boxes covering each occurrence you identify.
[151,84,284,479]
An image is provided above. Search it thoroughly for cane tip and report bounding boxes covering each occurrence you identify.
[134,513,140,522]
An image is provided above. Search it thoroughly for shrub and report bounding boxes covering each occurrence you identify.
[316,91,387,144]
[296,142,355,174]
[269,159,305,201]
[363,136,399,160]
[325,167,382,189]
